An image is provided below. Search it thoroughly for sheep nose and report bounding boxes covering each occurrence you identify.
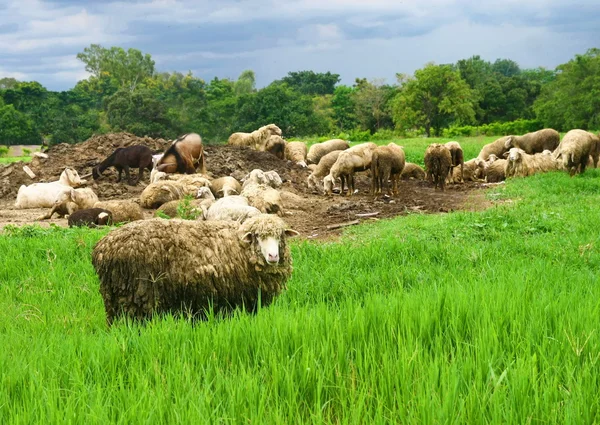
[268,253,279,262]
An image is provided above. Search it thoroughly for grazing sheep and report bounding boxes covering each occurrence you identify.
[241,169,283,190]
[228,124,282,150]
[553,129,599,176]
[323,142,378,195]
[307,150,343,193]
[504,148,558,178]
[477,136,510,161]
[445,141,464,183]
[504,128,560,154]
[483,158,507,183]
[39,187,99,220]
[307,164,317,172]
[205,195,262,222]
[140,177,211,209]
[68,208,112,228]
[285,142,308,167]
[306,139,350,165]
[15,168,86,209]
[400,163,426,180]
[370,143,406,196]
[240,184,283,216]
[93,200,143,223]
[210,176,242,198]
[92,145,154,185]
[265,135,286,159]
[424,144,452,191]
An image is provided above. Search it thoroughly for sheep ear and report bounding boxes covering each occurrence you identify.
[241,232,253,244]
[504,137,512,149]
[502,152,510,159]
[230,189,239,195]
[285,229,300,238]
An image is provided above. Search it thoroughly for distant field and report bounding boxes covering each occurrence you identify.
[2,167,600,424]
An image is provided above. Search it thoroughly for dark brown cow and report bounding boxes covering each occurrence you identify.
[156,133,206,175]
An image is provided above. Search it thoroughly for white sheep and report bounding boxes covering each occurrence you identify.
[210,176,242,198]
[307,150,343,193]
[205,195,262,222]
[228,124,282,150]
[553,129,599,176]
[323,143,377,196]
[15,168,87,209]
[240,183,284,216]
[241,169,283,190]
[306,139,350,165]
[38,187,99,220]
[140,176,211,209]
[504,148,558,178]
[284,142,308,167]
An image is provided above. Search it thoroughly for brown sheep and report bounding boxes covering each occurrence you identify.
[228,124,282,150]
[400,163,426,180]
[307,150,343,193]
[370,143,406,196]
[93,200,143,223]
[448,158,483,183]
[306,139,350,165]
[445,141,464,183]
[553,129,599,176]
[504,128,560,154]
[483,158,507,183]
[284,142,308,167]
[92,215,299,325]
[265,135,286,159]
[323,143,378,196]
[210,176,242,198]
[477,136,510,161]
[424,144,452,191]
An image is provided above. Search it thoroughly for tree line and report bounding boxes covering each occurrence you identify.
[0,44,598,146]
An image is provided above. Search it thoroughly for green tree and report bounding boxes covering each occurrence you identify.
[331,85,357,131]
[77,44,155,92]
[0,104,42,145]
[392,63,476,136]
[353,78,396,133]
[105,89,172,138]
[234,70,256,96]
[534,48,600,130]
[0,77,19,90]
[280,71,340,96]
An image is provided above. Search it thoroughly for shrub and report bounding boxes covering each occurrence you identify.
[0,146,8,157]
[443,119,543,138]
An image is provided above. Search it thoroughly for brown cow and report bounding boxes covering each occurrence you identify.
[156,133,207,175]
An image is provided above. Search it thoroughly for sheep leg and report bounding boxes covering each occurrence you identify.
[116,166,124,183]
[122,166,134,185]
[460,162,464,183]
[135,167,144,185]
[347,173,354,197]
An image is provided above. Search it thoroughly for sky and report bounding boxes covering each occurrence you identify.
[0,0,599,91]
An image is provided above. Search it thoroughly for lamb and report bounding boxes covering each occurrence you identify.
[553,129,599,176]
[228,124,282,150]
[205,195,262,222]
[445,141,464,183]
[400,163,426,180]
[92,214,299,325]
[284,142,308,167]
[265,135,286,159]
[370,143,406,196]
[15,168,86,209]
[477,136,510,161]
[140,177,211,209]
[306,139,350,165]
[38,187,99,220]
[68,208,112,228]
[504,148,559,178]
[504,128,560,154]
[424,144,452,191]
[307,150,343,193]
[241,169,283,190]
[240,183,284,216]
[210,176,242,198]
[93,200,144,223]
[323,143,378,195]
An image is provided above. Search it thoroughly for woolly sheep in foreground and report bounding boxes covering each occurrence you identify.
[444,141,464,183]
[400,163,426,180]
[205,195,262,222]
[241,169,283,190]
[323,142,378,195]
[370,143,406,196]
[553,129,599,176]
[284,142,308,167]
[424,144,452,191]
[140,177,211,209]
[210,176,242,198]
[228,124,282,150]
[307,150,343,193]
[504,128,560,154]
[68,208,112,228]
[504,148,558,178]
[265,135,286,159]
[15,168,86,209]
[38,187,99,220]
[477,136,510,161]
[306,139,350,165]
[93,200,143,223]
[92,215,299,325]
[240,183,284,216]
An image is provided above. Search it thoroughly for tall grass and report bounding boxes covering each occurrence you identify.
[2,171,600,424]
[0,156,32,164]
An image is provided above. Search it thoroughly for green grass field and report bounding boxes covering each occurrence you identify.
[0,156,32,164]
[2,136,600,424]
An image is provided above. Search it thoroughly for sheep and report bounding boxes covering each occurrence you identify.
[92,214,299,325]
[400,163,426,180]
[306,139,350,165]
[240,184,284,216]
[38,187,99,220]
[323,142,378,195]
[205,195,262,222]
[504,128,560,154]
[265,135,286,159]
[482,157,507,183]
[284,142,308,167]
[241,169,283,190]
[15,168,86,209]
[140,177,211,209]
[93,200,143,223]
[92,145,154,185]
[504,148,559,178]
[307,150,343,193]
[477,136,510,161]
[307,164,317,172]
[445,141,464,183]
[370,143,406,196]
[450,158,484,182]
[424,144,452,191]
[553,129,599,176]
[68,208,112,228]
[157,187,216,219]
[228,124,282,150]
[210,176,242,198]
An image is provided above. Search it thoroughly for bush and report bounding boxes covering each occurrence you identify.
[443,119,543,138]
[371,129,398,141]
[0,146,8,157]
[347,129,371,142]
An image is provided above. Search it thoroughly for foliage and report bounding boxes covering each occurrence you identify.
[331,85,357,131]
[176,195,203,220]
[279,70,340,96]
[392,63,476,136]
[234,70,256,96]
[353,78,396,133]
[0,104,42,145]
[0,145,8,157]
[443,119,543,138]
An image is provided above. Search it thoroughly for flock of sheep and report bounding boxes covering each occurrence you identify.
[10,124,599,325]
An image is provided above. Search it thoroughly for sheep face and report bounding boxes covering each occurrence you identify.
[196,187,215,200]
[97,212,111,226]
[266,124,282,137]
[323,175,335,195]
[61,168,86,187]
[506,148,524,163]
[242,230,299,265]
